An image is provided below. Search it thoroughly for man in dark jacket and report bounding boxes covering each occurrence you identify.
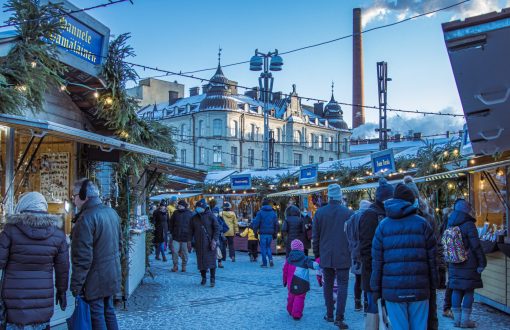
[0,192,69,328]
[71,178,121,329]
[252,198,279,268]
[359,177,394,328]
[447,199,486,328]
[169,200,193,272]
[152,201,170,262]
[282,205,305,256]
[371,183,438,330]
[190,199,220,287]
[312,184,353,329]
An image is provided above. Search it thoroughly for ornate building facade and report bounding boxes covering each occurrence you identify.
[136,64,351,171]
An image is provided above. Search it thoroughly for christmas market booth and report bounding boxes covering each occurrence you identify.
[0,0,177,325]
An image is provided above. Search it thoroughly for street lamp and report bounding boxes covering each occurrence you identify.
[250,49,283,169]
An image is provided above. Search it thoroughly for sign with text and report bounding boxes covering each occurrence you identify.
[371,149,396,174]
[231,174,252,190]
[50,15,103,65]
[299,165,318,185]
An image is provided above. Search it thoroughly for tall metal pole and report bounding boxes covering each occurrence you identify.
[258,53,273,170]
[377,61,390,150]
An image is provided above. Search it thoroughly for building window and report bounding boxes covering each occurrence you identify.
[293,130,302,143]
[256,127,260,141]
[319,156,324,163]
[294,153,302,166]
[318,135,323,149]
[230,120,238,137]
[198,120,204,137]
[213,146,222,164]
[213,119,222,137]
[180,149,186,166]
[276,128,281,142]
[309,155,314,164]
[248,149,255,167]
[231,146,238,165]
[250,124,256,141]
[199,147,205,164]
[328,136,334,151]
[275,152,281,167]
[343,138,349,153]
[329,158,334,161]
[180,124,186,141]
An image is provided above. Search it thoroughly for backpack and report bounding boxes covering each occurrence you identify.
[442,226,468,263]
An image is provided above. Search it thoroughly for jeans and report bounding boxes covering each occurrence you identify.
[428,289,439,330]
[452,289,474,309]
[87,296,119,330]
[444,287,453,310]
[155,242,165,258]
[385,299,429,330]
[366,291,379,314]
[323,268,349,319]
[259,234,273,266]
[225,236,235,259]
[171,240,189,266]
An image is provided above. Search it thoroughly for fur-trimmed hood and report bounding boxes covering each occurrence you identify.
[6,213,63,240]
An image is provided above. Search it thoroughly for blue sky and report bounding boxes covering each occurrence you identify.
[2,0,509,135]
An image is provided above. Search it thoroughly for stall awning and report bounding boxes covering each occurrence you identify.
[418,158,510,182]
[149,192,202,201]
[203,193,258,197]
[0,114,174,160]
[267,187,327,198]
[341,178,413,193]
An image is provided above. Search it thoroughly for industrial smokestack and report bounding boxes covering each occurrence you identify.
[352,8,365,129]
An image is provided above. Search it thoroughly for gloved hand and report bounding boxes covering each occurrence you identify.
[477,267,485,274]
[210,240,217,251]
[56,291,67,311]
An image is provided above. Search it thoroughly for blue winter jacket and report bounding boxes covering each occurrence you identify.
[252,205,279,236]
[447,209,486,290]
[370,198,438,303]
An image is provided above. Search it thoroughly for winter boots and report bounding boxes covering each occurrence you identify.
[452,307,462,327]
[334,316,349,329]
[162,255,167,262]
[355,299,363,311]
[460,308,476,328]
[181,264,186,272]
[365,313,379,330]
[269,260,274,267]
[171,265,178,272]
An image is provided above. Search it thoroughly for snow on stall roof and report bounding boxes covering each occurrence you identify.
[167,175,200,185]
[319,155,371,172]
[350,137,459,153]
[204,170,238,184]
[212,167,299,185]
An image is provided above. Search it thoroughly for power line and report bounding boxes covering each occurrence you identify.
[0,0,132,29]
[148,0,471,76]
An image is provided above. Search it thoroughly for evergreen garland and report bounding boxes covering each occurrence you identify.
[0,0,66,114]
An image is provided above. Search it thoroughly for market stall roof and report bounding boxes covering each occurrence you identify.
[0,114,174,160]
[149,192,202,201]
[340,178,414,193]
[146,161,206,182]
[266,186,327,198]
[418,158,510,182]
[203,193,258,197]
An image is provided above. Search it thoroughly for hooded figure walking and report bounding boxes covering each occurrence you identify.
[0,192,69,329]
[190,199,219,287]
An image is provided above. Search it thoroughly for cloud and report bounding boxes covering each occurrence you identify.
[362,0,508,28]
[351,107,464,139]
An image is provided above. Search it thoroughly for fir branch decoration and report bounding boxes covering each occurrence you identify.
[0,0,66,114]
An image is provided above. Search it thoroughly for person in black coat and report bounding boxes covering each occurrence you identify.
[190,199,220,287]
[282,205,306,256]
[169,200,193,272]
[301,209,313,255]
[359,177,394,328]
[447,199,486,328]
[371,184,438,330]
[152,201,170,262]
[0,192,69,328]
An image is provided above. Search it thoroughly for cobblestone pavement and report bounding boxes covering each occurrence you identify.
[112,252,508,330]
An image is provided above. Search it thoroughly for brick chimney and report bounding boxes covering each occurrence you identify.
[352,8,365,128]
[313,102,324,117]
[189,87,200,97]
[168,91,179,105]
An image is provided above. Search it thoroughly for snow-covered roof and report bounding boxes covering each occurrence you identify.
[350,137,460,154]
[319,155,372,172]
[204,170,238,184]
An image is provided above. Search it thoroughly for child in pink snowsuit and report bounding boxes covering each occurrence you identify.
[283,239,319,320]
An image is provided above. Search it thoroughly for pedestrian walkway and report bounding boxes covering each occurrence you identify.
[114,252,508,329]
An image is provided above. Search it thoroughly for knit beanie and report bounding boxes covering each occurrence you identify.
[403,176,420,199]
[169,196,178,203]
[454,199,472,214]
[290,239,304,251]
[359,199,372,210]
[195,199,207,209]
[393,183,415,204]
[328,183,342,201]
[375,178,395,203]
[262,198,271,206]
[15,192,48,214]
[178,200,188,208]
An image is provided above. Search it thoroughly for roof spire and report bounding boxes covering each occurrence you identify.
[218,46,222,66]
[330,81,336,102]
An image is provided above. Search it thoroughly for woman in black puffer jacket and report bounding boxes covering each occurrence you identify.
[0,192,69,328]
[282,205,306,256]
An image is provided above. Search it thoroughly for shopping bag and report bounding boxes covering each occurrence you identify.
[377,299,392,330]
[67,296,92,330]
[216,246,223,260]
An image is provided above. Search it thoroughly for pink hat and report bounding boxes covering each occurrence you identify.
[291,239,304,251]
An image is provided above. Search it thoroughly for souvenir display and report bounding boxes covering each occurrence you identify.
[39,152,69,203]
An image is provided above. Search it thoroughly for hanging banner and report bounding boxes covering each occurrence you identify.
[299,165,318,185]
[231,174,252,190]
[371,149,395,174]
